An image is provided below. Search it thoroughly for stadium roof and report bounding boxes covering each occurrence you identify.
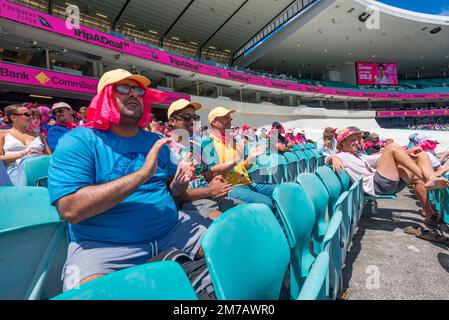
[237,0,449,77]
[52,0,295,52]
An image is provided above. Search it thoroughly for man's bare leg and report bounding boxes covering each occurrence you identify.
[376,143,425,181]
[414,150,449,189]
[376,144,448,189]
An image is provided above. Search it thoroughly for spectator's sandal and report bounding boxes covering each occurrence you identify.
[404,226,449,246]
[424,213,444,230]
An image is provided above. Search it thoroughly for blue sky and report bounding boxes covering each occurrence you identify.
[377,0,449,15]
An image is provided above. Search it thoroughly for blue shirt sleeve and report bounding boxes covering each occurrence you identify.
[47,126,69,151]
[48,129,95,205]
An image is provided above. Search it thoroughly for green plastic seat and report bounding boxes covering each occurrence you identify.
[336,170,351,191]
[0,186,61,231]
[23,156,51,187]
[297,251,329,300]
[0,187,68,300]
[293,150,308,173]
[283,152,299,182]
[321,210,343,299]
[52,261,197,300]
[297,173,330,254]
[273,183,316,298]
[201,203,290,300]
[316,166,343,219]
[334,190,352,262]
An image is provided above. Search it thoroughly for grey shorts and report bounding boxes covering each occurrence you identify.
[182,196,243,218]
[374,171,407,196]
[62,210,212,291]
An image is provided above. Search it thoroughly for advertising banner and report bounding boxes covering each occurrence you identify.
[356,62,398,85]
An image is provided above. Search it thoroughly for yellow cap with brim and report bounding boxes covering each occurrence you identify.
[208,107,236,123]
[168,99,202,119]
[97,69,151,94]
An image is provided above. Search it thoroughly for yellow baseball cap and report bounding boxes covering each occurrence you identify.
[167,99,202,119]
[97,69,151,94]
[208,107,236,123]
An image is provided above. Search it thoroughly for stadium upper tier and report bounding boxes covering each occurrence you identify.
[1,0,449,102]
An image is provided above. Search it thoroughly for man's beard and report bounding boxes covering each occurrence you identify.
[120,98,143,121]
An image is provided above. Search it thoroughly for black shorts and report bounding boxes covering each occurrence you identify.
[373,171,408,196]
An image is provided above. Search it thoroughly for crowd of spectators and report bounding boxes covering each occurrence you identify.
[377,116,449,131]
[2,68,449,298]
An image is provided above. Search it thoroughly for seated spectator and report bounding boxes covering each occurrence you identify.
[317,127,337,158]
[285,129,297,145]
[78,106,88,125]
[294,129,308,144]
[203,107,275,208]
[0,104,51,185]
[47,102,78,151]
[259,128,268,141]
[29,109,42,134]
[335,128,448,224]
[416,135,449,174]
[168,99,242,219]
[362,133,382,155]
[48,69,210,291]
[0,159,12,186]
[269,122,292,153]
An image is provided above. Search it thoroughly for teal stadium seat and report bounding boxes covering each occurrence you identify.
[201,204,290,300]
[297,251,329,300]
[315,166,343,219]
[297,173,330,254]
[0,187,68,300]
[52,261,198,300]
[273,183,317,298]
[23,155,51,187]
[321,210,343,299]
[336,170,351,192]
[282,152,299,182]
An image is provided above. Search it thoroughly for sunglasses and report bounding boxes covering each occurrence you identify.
[115,84,146,97]
[15,112,31,117]
[55,108,69,114]
[174,113,200,122]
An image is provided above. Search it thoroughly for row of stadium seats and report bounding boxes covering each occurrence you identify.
[248,143,325,185]
[0,158,367,299]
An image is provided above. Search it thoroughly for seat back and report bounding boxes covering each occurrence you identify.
[297,251,329,300]
[23,156,51,187]
[52,261,197,300]
[337,170,351,191]
[0,187,61,231]
[283,152,299,182]
[297,173,330,253]
[273,183,316,297]
[316,166,342,218]
[0,221,68,300]
[321,210,343,299]
[293,151,308,173]
[201,204,290,300]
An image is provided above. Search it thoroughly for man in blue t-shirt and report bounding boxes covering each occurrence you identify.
[48,69,211,291]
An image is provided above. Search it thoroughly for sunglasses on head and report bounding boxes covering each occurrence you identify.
[174,113,200,122]
[15,112,31,117]
[115,84,146,97]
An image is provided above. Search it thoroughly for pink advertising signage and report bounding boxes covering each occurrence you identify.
[356,63,398,86]
[0,0,448,101]
[0,61,191,104]
[377,109,449,118]
[0,61,98,93]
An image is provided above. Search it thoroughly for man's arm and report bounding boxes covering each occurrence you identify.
[174,175,232,203]
[56,138,171,224]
